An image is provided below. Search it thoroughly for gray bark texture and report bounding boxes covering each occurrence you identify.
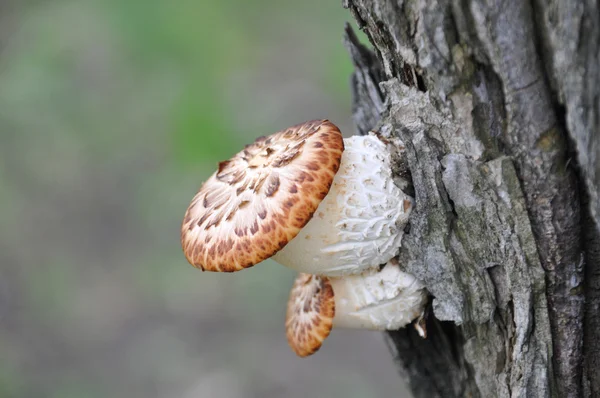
[341,0,600,397]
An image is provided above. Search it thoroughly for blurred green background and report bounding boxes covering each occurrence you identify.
[0,1,410,397]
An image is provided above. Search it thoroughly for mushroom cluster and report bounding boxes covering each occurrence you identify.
[181,120,428,357]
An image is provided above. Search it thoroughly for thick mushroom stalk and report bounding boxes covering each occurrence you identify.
[272,134,413,276]
[286,260,428,357]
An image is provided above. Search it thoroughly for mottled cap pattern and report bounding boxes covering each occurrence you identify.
[181,120,344,272]
[286,273,335,357]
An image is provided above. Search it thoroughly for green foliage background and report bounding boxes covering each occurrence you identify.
[0,1,409,397]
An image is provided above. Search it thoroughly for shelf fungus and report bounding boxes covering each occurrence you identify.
[181,119,413,276]
[285,260,428,357]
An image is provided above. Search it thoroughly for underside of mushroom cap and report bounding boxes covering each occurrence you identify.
[181,120,344,272]
[285,273,335,357]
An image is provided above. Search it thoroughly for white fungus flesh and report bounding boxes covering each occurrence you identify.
[330,261,427,330]
[272,134,413,277]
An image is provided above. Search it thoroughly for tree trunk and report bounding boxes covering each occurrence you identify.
[341,1,600,397]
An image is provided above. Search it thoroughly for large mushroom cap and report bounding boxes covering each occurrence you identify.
[285,273,335,357]
[181,120,344,272]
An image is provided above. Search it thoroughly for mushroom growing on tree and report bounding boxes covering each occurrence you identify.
[180,119,414,276]
[285,259,428,357]
[181,119,428,356]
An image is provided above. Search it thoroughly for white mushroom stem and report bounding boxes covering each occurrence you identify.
[329,262,427,330]
[272,134,413,277]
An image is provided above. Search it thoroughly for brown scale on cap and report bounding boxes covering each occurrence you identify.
[181,120,344,272]
[285,273,335,357]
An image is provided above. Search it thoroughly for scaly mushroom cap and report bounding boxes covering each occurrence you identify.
[181,120,344,272]
[285,273,335,357]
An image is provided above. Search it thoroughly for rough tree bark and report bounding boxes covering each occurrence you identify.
[340,1,600,397]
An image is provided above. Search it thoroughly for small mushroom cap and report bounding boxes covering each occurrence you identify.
[181,120,344,272]
[286,273,335,357]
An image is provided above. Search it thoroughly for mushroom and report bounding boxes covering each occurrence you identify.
[181,119,413,276]
[285,260,428,357]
